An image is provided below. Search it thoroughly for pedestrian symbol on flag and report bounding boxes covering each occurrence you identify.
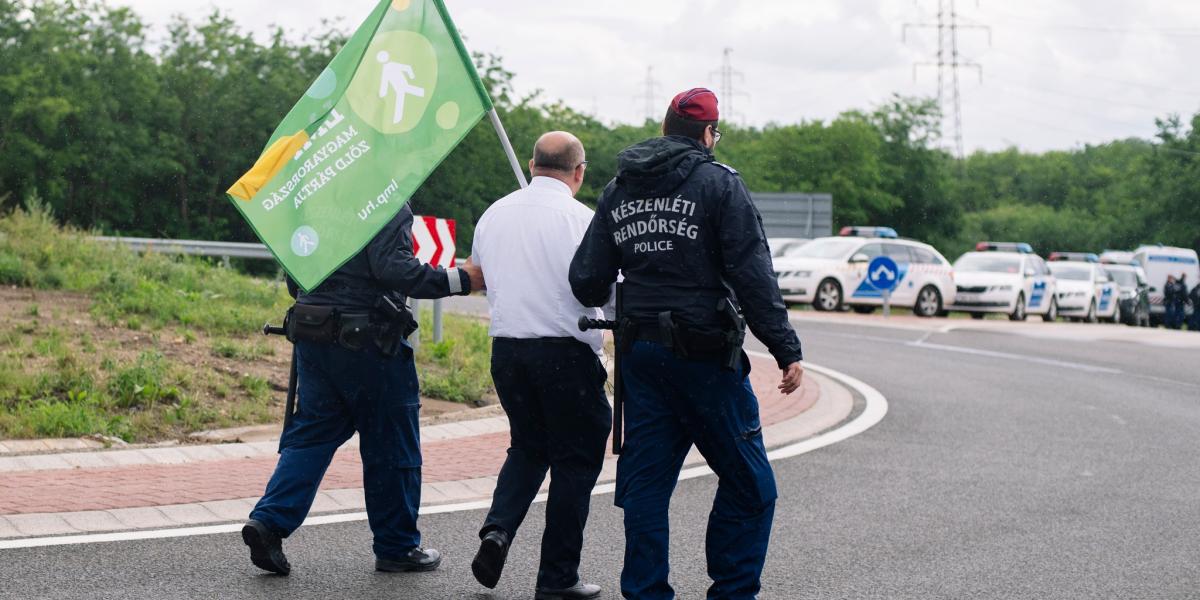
[376,51,426,124]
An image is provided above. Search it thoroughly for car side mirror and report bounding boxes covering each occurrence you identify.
[849,253,869,264]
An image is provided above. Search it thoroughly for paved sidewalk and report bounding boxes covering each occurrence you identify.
[0,353,847,539]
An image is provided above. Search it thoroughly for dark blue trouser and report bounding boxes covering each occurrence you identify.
[617,341,777,600]
[1165,302,1185,329]
[249,340,423,559]
[482,338,612,589]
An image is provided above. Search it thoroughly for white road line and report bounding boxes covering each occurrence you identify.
[0,360,888,550]
[908,341,1122,374]
[805,328,1123,375]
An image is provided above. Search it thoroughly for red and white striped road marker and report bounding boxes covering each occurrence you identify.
[411,216,457,268]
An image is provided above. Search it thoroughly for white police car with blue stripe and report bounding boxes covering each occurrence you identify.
[773,226,956,317]
[949,242,1059,321]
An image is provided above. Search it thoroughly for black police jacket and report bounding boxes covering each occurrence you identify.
[569,135,803,369]
[296,203,470,310]
[1164,281,1188,304]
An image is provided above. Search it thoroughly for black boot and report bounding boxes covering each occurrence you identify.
[241,520,290,576]
[376,547,443,572]
[471,529,511,589]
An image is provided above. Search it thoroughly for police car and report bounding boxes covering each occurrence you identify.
[768,237,810,259]
[773,226,956,317]
[1099,257,1151,327]
[1047,253,1120,323]
[949,242,1058,321]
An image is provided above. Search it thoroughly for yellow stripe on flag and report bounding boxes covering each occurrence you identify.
[226,131,310,201]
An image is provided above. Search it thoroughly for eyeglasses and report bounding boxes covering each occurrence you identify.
[577,160,589,169]
[711,128,723,145]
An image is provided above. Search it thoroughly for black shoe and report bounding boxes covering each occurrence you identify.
[534,582,602,599]
[470,529,511,589]
[241,520,290,576]
[375,547,442,572]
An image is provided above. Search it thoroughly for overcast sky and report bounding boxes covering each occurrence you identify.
[116,0,1200,154]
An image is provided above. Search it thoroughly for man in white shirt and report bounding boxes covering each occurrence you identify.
[468,131,610,600]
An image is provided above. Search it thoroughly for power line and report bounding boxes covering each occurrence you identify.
[976,83,1148,127]
[904,0,990,158]
[983,8,1200,38]
[979,43,1200,98]
[985,75,1174,113]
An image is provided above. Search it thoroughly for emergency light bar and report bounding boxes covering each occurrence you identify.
[976,242,1034,254]
[1048,252,1099,263]
[839,226,898,239]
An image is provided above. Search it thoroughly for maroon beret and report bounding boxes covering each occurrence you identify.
[669,88,719,122]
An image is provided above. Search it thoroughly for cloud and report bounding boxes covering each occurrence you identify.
[112,0,1200,152]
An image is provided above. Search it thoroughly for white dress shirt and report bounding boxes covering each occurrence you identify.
[473,176,609,353]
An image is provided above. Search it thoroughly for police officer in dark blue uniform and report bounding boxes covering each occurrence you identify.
[241,203,483,576]
[569,88,804,599]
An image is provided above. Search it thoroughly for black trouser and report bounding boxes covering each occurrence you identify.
[481,337,612,589]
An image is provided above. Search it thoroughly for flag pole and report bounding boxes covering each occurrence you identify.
[488,108,528,189]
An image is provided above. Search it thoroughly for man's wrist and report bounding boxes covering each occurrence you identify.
[775,353,803,370]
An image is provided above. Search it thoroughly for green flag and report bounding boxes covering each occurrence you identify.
[227,0,492,292]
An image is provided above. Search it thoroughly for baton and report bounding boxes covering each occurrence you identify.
[263,318,297,445]
[578,283,624,455]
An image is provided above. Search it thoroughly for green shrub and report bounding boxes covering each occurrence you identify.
[107,351,181,409]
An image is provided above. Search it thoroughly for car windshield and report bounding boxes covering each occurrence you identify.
[789,239,858,259]
[775,241,810,258]
[1107,269,1138,287]
[1049,264,1092,281]
[953,253,1020,273]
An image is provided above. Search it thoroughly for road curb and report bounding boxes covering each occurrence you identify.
[0,362,877,548]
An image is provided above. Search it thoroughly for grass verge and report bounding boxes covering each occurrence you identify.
[0,207,494,442]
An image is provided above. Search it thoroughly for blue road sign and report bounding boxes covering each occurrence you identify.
[867,256,900,292]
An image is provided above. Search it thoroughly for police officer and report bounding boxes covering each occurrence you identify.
[569,88,804,599]
[1188,277,1200,331]
[241,203,483,576]
[1164,274,1186,329]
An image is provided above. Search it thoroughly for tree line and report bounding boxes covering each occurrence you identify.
[1,0,1197,260]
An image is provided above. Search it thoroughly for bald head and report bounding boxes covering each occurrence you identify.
[529,131,586,195]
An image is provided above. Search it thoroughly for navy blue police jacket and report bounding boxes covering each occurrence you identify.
[295,203,470,310]
[569,135,803,369]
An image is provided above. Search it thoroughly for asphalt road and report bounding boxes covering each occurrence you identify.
[2,314,1199,599]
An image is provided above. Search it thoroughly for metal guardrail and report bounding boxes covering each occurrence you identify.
[92,235,450,344]
[91,236,274,261]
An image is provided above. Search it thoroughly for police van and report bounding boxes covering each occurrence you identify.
[1132,244,1200,325]
[948,242,1058,321]
[1047,253,1120,323]
[773,226,956,317]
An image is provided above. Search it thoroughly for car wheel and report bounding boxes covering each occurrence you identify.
[813,279,843,312]
[1085,300,1098,323]
[1109,302,1121,325]
[913,285,942,318]
[970,312,985,320]
[1041,298,1058,322]
[1009,294,1027,321]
